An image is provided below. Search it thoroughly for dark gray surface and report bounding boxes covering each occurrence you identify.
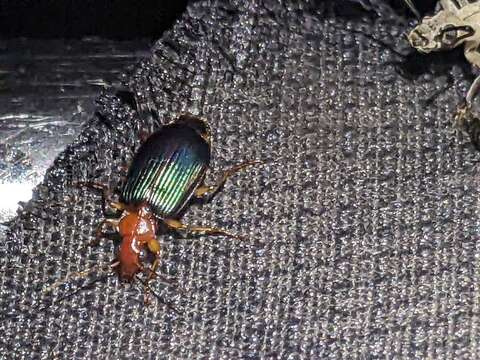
[2,0,480,358]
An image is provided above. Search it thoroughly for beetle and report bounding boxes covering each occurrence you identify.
[404,0,480,146]
[83,113,259,287]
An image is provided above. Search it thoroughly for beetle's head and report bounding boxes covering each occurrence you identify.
[408,12,474,53]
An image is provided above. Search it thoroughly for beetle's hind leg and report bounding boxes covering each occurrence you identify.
[91,218,120,247]
[194,160,262,202]
[74,181,125,214]
[163,218,244,241]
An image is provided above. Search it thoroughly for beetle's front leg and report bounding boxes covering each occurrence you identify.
[455,75,480,126]
[92,218,120,247]
[145,238,161,282]
[194,160,262,202]
[163,218,244,241]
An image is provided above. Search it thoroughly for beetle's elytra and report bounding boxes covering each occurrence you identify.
[93,114,259,284]
[122,115,211,218]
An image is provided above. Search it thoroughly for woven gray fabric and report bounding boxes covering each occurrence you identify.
[2,0,480,358]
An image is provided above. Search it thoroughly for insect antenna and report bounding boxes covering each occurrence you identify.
[134,275,181,315]
[42,261,119,295]
[403,0,421,18]
[49,272,114,303]
[0,269,114,324]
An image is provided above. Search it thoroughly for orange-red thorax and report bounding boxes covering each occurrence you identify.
[117,204,157,281]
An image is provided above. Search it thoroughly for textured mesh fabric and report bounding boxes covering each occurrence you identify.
[2,1,480,358]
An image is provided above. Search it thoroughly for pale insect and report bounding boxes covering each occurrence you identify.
[405,0,480,132]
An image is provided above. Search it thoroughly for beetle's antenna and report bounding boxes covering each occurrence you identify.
[42,261,118,295]
[134,275,181,315]
[404,0,421,18]
[50,272,114,302]
[0,272,113,324]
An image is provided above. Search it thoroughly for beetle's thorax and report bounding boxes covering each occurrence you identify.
[118,204,157,239]
[408,1,480,63]
[117,204,157,281]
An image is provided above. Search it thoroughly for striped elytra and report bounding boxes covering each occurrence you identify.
[121,116,211,218]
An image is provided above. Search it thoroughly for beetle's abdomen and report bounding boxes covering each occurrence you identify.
[121,124,210,217]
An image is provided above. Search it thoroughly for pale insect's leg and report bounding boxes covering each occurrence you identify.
[403,0,421,18]
[455,75,480,126]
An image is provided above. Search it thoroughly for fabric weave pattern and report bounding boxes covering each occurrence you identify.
[1,1,479,358]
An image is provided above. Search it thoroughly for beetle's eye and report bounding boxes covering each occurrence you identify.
[440,25,458,46]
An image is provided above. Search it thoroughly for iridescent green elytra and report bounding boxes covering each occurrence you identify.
[121,115,211,218]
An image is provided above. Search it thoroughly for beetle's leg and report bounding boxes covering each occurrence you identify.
[194,160,262,201]
[456,102,470,127]
[465,75,480,108]
[126,263,153,305]
[109,201,126,211]
[135,275,179,310]
[74,181,110,196]
[92,218,120,246]
[455,75,480,126]
[163,218,244,241]
[136,244,173,307]
[146,238,161,282]
[74,181,125,214]
[424,73,455,106]
[144,263,176,286]
[143,238,177,286]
